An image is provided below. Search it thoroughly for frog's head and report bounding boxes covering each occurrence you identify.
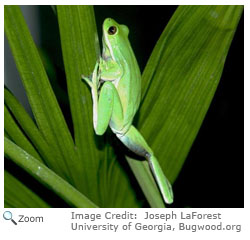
[102,18,129,59]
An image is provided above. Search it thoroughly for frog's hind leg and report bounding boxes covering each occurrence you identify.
[94,81,124,135]
[116,126,173,204]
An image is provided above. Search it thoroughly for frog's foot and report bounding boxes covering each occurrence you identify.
[91,61,101,89]
[81,61,100,89]
[81,75,93,88]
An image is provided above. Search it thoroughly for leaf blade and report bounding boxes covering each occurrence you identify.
[139,5,243,183]
[57,5,101,201]
[126,157,165,207]
[4,170,50,208]
[4,137,98,208]
[4,104,42,162]
[4,5,79,184]
[4,87,61,170]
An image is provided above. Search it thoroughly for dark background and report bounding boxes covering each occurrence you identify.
[5,6,244,208]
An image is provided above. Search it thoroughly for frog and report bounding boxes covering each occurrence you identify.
[82,18,173,204]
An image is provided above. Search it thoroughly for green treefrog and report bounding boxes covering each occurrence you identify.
[82,18,173,204]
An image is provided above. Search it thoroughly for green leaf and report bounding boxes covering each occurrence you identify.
[129,6,243,191]
[4,104,42,162]
[101,146,141,207]
[57,6,142,207]
[126,157,165,207]
[4,170,50,208]
[57,5,101,201]
[4,87,60,170]
[4,5,79,185]
[4,137,98,208]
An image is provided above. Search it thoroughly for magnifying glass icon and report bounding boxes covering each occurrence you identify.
[3,211,17,225]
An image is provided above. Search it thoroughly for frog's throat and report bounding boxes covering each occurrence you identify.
[102,36,115,61]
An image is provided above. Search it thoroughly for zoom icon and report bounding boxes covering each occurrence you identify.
[3,211,17,225]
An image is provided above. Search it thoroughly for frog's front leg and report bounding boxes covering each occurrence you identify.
[82,59,123,133]
[116,126,174,204]
[82,62,100,130]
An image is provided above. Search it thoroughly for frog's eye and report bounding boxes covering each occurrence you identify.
[108,26,117,35]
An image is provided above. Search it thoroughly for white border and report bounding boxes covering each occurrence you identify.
[1,1,248,239]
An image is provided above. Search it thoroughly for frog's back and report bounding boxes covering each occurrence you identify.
[116,40,141,132]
